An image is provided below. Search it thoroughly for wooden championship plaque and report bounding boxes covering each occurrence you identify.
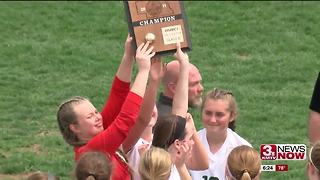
[124,1,192,56]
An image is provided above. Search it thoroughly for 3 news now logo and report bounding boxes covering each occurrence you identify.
[260,144,306,160]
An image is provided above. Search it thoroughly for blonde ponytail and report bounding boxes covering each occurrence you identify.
[227,145,261,180]
[240,169,251,180]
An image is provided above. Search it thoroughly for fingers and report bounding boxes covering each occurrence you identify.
[145,45,154,55]
[174,42,184,59]
[181,143,188,152]
[184,142,190,150]
[176,42,183,53]
[178,143,191,161]
[137,42,145,52]
[135,41,155,69]
[137,42,154,55]
[148,51,156,58]
[141,41,150,52]
[178,141,189,152]
[176,42,181,50]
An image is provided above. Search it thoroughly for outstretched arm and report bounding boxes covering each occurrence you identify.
[88,42,155,154]
[122,57,164,153]
[130,41,155,97]
[101,35,135,129]
[116,34,135,82]
[171,43,189,117]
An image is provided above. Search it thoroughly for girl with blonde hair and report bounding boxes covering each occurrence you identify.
[57,36,155,180]
[226,145,261,180]
[139,147,172,180]
[189,88,251,180]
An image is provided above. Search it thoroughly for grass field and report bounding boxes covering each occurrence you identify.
[1,1,319,180]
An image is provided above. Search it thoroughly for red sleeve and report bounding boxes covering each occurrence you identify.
[101,76,130,129]
[85,92,143,155]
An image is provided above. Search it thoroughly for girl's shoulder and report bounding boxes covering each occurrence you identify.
[226,128,252,147]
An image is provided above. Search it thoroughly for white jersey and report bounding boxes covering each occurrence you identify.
[189,128,251,180]
[169,165,180,180]
[127,138,151,180]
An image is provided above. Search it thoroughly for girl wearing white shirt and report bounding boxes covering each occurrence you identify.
[189,88,252,180]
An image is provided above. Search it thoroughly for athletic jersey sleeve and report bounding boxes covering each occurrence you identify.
[101,76,130,129]
[86,92,142,155]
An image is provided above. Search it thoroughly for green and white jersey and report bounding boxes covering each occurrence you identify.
[189,128,251,180]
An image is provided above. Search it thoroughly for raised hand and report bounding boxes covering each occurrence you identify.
[124,34,135,59]
[175,141,192,168]
[116,34,136,82]
[174,42,189,65]
[184,112,209,170]
[135,41,155,72]
[150,57,165,82]
[171,42,189,117]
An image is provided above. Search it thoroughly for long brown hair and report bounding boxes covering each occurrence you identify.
[152,114,186,150]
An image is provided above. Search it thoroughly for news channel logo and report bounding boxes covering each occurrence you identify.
[259,144,307,172]
[260,144,306,160]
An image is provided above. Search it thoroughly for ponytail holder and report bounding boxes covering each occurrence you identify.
[243,169,249,174]
[87,173,97,180]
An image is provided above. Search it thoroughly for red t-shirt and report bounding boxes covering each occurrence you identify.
[74,77,142,180]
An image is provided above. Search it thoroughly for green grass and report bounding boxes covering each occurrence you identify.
[1,1,319,180]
